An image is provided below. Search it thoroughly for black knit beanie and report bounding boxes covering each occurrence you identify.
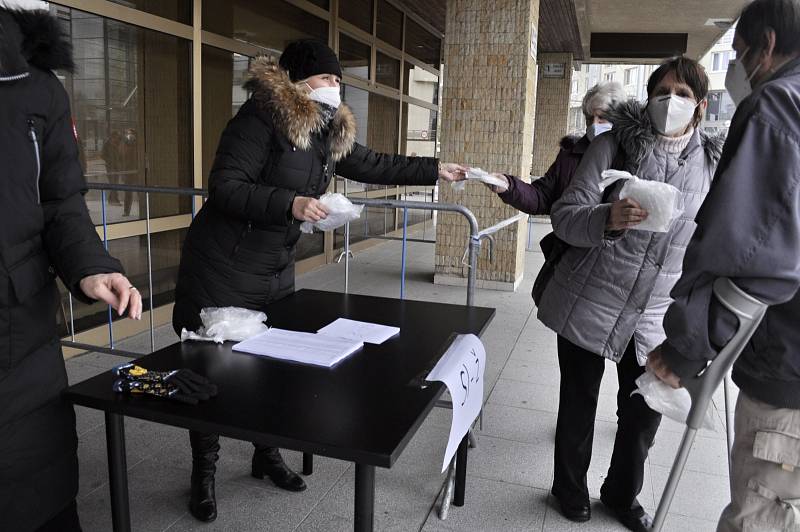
[279,39,342,82]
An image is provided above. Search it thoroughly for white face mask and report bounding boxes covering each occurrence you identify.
[305,83,341,109]
[587,122,613,142]
[647,94,698,136]
[725,48,762,106]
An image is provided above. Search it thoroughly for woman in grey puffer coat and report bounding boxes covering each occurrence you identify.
[537,58,724,531]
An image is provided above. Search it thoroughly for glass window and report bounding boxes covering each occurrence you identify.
[339,33,371,80]
[376,52,400,88]
[52,6,193,225]
[57,229,187,336]
[203,0,328,53]
[202,46,252,185]
[403,62,439,104]
[106,0,192,24]
[335,86,401,248]
[401,103,437,158]
[339,0,373,33]
[376,0,403,49]
[307,0,330,9]
[405,18,440,67]
[624,68,637,86]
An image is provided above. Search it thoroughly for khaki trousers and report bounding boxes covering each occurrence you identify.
[718,392,800,532]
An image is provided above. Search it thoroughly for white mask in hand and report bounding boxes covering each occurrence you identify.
[587,122,613,142]
[647,94,698,136]
[305,84,342,109]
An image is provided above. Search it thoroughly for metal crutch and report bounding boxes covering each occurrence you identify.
[651,278,768,532]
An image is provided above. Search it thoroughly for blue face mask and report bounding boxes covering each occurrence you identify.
[587,122,613,142]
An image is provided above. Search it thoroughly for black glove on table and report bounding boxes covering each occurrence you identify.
[112,363,218,405]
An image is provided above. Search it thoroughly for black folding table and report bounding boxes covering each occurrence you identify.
[64,289,495,532]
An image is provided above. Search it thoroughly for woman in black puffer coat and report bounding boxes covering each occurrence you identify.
[0,8,142,531]
[173,39,465,523]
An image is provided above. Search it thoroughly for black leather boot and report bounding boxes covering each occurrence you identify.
[189,431,220,522]
[251,445,307,492]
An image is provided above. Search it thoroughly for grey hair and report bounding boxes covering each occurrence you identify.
[582,81,626,122]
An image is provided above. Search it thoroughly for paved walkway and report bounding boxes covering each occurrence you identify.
[66,223,732,531]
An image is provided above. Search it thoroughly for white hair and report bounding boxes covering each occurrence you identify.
[582,81,626,122]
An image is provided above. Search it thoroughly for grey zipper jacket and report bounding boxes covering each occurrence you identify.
[661,58,800,410]
[537,100,723,364]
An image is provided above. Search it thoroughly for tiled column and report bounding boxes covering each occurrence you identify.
[531,52,574,176]
[435,0,540,291]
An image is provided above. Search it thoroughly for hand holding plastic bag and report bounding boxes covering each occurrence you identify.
[452,167,509,192]
[599,170,683,232]
[632,370,716,430]
[180,307,268,343]
[300,192,364,234]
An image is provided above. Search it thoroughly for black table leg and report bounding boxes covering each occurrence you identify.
[453,433,469,507]
[303,452,314,475]
[105,412,131,532]
[354,463,375,532]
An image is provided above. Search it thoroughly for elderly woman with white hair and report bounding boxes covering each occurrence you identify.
[485,81,626,209]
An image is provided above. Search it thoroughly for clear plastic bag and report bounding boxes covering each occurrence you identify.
[300,193,364,234]
[451,167,508,192]
[599,170,684,232]
[180,307,268,343]
[632,371,716,430]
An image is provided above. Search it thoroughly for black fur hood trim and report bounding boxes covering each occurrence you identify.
[0,8,74,77]
[606,99,726,166]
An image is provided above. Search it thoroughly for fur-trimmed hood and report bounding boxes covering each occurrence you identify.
[243,55,357,161]
[606,99,725,166]
[0,8,74,79]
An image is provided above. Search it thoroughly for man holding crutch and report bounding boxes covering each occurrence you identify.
[647,1,800,530]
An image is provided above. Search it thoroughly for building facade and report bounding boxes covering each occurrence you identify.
[40,0,444,346]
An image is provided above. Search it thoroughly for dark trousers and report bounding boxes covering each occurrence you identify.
[552,335,662,510]
[189,430,277,461]
[36,500,81,532]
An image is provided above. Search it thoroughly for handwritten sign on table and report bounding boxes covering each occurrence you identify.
[426,334,486,473]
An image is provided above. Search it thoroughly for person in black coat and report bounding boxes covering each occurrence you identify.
[172,40,466,522]
[0,8,142,532]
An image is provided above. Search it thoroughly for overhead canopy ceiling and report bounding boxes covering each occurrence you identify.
[397,0,748,64]
[574,0,747,63]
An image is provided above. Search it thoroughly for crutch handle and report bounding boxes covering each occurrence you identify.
[682,278,768,429]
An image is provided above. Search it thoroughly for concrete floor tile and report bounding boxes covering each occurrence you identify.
[650,464,731,521]
[477,403,558,448]
[660,512,719,532]
[649,428,731,477]
[464,433,554,491]
[78,460,190,532]
[422,479,548,532]
[488,379,561,414]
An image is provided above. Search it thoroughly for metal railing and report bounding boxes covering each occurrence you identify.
[62,182,207,356]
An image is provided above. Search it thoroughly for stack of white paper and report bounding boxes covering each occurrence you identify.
[232,328,363,368]
[317,318,399,345]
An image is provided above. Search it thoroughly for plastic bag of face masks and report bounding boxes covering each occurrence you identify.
[599,170,684,232]
[632,371,716,430]
[180,307,268,343]
[299,193,364,234]
[451,167,509,192]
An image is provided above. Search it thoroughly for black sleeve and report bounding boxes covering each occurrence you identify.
[336,143,439,186]
[207,112,296,226]
[39,77,123,303]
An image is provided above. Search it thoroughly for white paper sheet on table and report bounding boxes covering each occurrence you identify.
[232,328,363,367]
[426,333,486,472]
[317,318,399,345]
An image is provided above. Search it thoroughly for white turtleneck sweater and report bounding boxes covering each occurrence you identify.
[656,126,694,155]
